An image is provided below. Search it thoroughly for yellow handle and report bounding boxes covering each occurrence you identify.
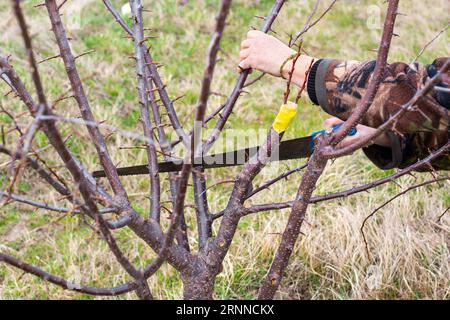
[272,102,298,134]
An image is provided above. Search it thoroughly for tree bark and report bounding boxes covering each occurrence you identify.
[181,267,216,300]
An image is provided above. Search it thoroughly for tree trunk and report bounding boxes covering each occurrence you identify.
[135,279,153,300]
[181,269,216,300]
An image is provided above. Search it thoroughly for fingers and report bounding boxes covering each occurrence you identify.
[323,117,355,148]
[324,117,343,129]
[336,125,380,149]
[237,58,252,72]
[337,134,360,149]
[237,30,269,73]
[247,30,263,39]
[239,48,250,60]
[240,39,252,50]
[238,36,255,73]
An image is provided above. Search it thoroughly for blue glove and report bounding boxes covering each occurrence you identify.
[310,124,357,152]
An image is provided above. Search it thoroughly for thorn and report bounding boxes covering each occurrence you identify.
[392,180,402,188]
[145,61,161,66]
[53,95,74,106]
[58,0,68,10]
[37,54,61,64]
[172,94,185,103]
[74,50,95,60]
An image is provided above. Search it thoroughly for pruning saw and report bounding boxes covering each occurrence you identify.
[92,125,356,178]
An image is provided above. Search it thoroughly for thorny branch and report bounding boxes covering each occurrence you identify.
[258,0,400,299]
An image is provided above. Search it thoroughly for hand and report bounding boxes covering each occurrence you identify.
[323,117,391,148]
[238,31,316,88]
[238,30,296,77]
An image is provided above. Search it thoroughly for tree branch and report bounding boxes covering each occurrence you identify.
[130,0,161,222]
[326,0,399,148]
[257,0,400,299]
[0,253,137,296]
[192,0,232,249]
[201,0,287,155]
[45,0,128,200]
[360,176,450,258]
[102,0,190,147]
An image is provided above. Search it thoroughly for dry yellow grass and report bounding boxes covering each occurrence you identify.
[0,0,449,299]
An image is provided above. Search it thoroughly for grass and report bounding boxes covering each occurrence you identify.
[0,0,449,300]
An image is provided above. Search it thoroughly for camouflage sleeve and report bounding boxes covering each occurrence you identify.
[306,57,450,170]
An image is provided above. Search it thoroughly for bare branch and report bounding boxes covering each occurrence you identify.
[360,177,449,258]
[290,0,338,46]
[102,0,190,147]
[0,253,137,296]
[193,0,232,249]
[411,24,448,65]
[45,0,128,200]
[257,145,327,299]
[327,0,399,148]
[0,145,71,198]
[11,0,48,105]
[0,191,76,213]
[205,128,284,269]
[245,163,307,200]
[130,0,161,222]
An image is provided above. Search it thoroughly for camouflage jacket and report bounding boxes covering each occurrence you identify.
[306,57,450,170]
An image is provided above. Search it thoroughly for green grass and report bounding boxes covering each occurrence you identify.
[0,0,449,300]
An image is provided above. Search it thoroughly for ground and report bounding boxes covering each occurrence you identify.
[0,0,449,299]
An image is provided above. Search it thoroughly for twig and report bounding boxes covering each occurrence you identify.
[245,163,307,200]
[411,24,449,66]
[290,0,338,46]
[45,0,129,200]
[360,177,450,258]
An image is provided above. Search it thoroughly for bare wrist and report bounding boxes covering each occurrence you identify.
[282,55,315,87]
